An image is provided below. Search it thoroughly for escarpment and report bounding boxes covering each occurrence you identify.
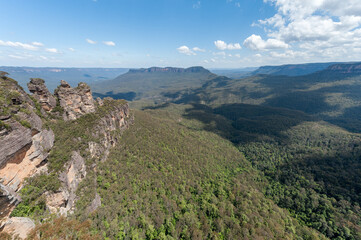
[0,74,131,238]
[0,74,55,237]
[0,75,52,216]
[52,99,132,216]
[89,100,131,161]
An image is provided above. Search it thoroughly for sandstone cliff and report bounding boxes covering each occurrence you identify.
[0,74,55,237]
[54,80,96,120]
[0,75,132,238]
[52,100,132,216]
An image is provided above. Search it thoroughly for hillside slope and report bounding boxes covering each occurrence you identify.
[74,108,325,239]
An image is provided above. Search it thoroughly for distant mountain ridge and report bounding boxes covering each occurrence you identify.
[91,66,216,101]
[252,62,340,76]
[325,62,361,74]
[128,66,209,73]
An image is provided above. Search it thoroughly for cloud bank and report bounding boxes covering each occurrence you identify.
[244,0,361,61]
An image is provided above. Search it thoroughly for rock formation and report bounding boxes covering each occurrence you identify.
[54,80,96,120]
[27,78,56,111]
[0,75,132,238]
[57,151,87,215]
[0,75,55,238]
[0,217,35,239]
[89,101,131,162]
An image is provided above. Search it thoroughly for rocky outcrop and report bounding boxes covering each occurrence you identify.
[54,80,96,120]
[0,217,35,239]
[0,122,33,169]
[0,75,54,219]
[0,129,54,193]
[27,78,56,111]
[52,102,131,215]
[96,97,104,106]
[45,191,67,214]
[0,75,55,238]
[89,102,131,162]
[1,75,132,238]
[86,193,101,214]
[56,151,86,215]
[0,122,54,219]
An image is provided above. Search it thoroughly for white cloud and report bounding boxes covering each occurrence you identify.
[69,48,75,52]
[193,1,201,9]
[177,45,196,55]
[193,47,205,52]
[32,42,44,47]
[214,40,241,50]
[246,0,361,61]
[103,41,116,46]
[45,48,58,53]
[39,56,48,60]
[86,39,97,44]
[243,34,289,50]
[8,54,27,59]
[0,40,38,50]
[235,2,240,7]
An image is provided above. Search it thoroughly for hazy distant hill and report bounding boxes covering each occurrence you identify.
[91,66,216,101]
[251,62,340,76]
[160,62,361,133]
[0,67,128,92]
[210,67,257,79]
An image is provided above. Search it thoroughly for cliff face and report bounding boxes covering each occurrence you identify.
[54,80,96,120]
[55,101,132,216]
[0,74,55,237]
[0,75,132,238]
[90,102,131,161]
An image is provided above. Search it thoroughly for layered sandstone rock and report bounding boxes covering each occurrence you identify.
[0,217,35,239]
[54,80,96,120]
[89,101,131,162]
[0,76,54,218]
[57,151,87,215]
[0,129,54,193]
[27,78,56,111]
[1,76,132,238]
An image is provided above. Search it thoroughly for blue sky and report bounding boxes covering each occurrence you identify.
[1,0,361,68]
